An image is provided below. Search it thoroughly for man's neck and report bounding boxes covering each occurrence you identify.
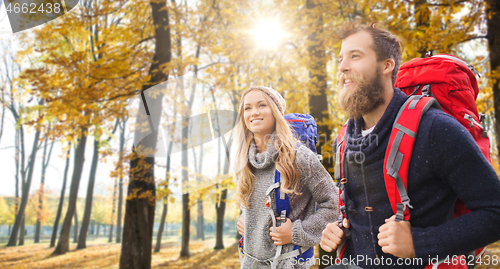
[362,87,394,130]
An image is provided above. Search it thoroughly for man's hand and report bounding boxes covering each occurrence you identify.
[269,218,293,245]
[237,216,244,236]
[377,215,416,258]
[320,218,349,252]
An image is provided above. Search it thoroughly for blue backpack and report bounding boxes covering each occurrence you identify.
[239,113,319,267]
[274,113,319,220]
[277,114,318,260]
[284,113,319,153]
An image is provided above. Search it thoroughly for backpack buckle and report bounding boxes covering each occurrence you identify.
[280,211,286,222]
[401,199,413,211]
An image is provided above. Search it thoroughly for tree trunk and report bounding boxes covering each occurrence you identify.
[108,118,122,244]
[73,208,78,243]
[116,118,127,244]
[212,94,237,250]
[488,0,500,164]
[35,138,48,243]
[305,1,333,267]
[197,200,204,240]
[154,198,168,253]
[77,137,100,249]
[7,127,41,246]
[14,128,19,239]
[53,126,88,255]
[109,176,117,243]
[119,0,171,267]
[179,72,198,256]
[214,138,232,250]
[18,216,24,246]
[19,149,26,248]
[51,145,71,248]
[192,145,204,241]
[154,140,173,253]
[116,175,123,243]
[180,113,190,256]
[214,188,227,250]
[35,137,54,243]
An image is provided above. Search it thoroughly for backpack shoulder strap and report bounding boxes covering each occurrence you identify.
[334,123,348,181]
[273,142,303,218]
[274,170,291,217]
[384,95,440,221]
[334,122,349,258]
[334,123,348,215]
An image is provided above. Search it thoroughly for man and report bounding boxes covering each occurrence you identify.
[320,23,500,268]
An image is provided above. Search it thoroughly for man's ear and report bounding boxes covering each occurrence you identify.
[382,58,395,75]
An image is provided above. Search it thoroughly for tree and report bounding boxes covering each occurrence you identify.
[78,121,118,249]
[154,139,173,253]
[50,144,71,247]
[305,0,333,171]
[211,88,238,250]
[115,117,129,243]
[52,123,88,255]
[34,134,55,243]
[7,101,43,246]
[14,0,155,254]
[193,145,205,241]
[1,42,45,247]
[119,0,171,267]
[109,120,127,244]
[76,137,99,249]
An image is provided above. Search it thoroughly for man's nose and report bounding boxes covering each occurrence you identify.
[339,59,350,73]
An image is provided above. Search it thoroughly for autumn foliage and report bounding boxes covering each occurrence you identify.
[0,0,499,268]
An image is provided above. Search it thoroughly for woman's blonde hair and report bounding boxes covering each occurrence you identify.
[233,88,301,209]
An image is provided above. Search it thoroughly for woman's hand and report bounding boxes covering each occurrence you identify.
[269,218,293,245]
[237,216,245,236]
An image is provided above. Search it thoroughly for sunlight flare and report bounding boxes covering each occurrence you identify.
[250,19,286,50]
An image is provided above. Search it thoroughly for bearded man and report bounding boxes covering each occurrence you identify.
[320,23,500,269]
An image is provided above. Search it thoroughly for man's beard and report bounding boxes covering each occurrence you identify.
[338,67,386,118]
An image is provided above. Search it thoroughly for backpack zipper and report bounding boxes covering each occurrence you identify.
[287,119,307,128]
[464,113,484,130]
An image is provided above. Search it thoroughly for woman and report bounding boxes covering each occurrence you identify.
[234,86,338,268]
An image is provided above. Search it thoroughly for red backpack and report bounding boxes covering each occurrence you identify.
[335,54,489,268]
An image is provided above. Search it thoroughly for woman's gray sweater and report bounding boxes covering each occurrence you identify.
[240,134,339,268]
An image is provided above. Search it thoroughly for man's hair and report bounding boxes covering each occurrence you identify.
[337,22,402,86]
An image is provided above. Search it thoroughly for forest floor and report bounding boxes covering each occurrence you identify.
[0,237,241,268]
[0,239,499,268]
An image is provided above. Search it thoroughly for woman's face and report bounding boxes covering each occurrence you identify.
[243,90,276,137]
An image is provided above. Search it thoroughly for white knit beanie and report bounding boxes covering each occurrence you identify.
[241,86,286,115]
